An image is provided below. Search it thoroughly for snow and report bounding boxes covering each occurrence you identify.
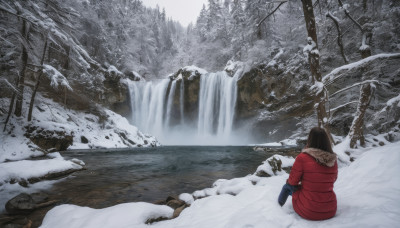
[40,141,400,228]
[224,60,245,79]
[107,65,123,76]
[43,64,72,91]
[40,203,173,228]
[0,154,83,184]
[182,65,208,80]
[257,142,282,146]
[7,93,160,150]
[279,139,297,146]
[303,37,317,57]
[323,53,400,85]
[179,193,194,205]
[255,155,295,176]
[386,94,400,107]
[310,81,324,95]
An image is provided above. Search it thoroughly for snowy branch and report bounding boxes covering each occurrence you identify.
[330,80,381,98]
[42,64,73,91]
[330,101,359,112]
[337,0,363,32]
[0,79,19,94]
[323,53,400,86]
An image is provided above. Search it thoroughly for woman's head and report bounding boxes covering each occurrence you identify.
[306,127,333,153]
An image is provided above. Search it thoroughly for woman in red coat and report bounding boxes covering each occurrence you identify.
[278,127,338,220]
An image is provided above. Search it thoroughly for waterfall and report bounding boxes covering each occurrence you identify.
[197,72,237,141]
[129,80,170,135]
[165,80,177,129]
[128,72,238,145]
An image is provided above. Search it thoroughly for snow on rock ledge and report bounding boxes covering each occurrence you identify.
[0,152,83,185]
[169,65,208,81]
[255,155,295,177]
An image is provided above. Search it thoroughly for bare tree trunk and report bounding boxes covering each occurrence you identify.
[28,36,48,122]
[3,77,19,132]
[326,12,348,64]
[349,38,373,148]
[301,0,333,142]
[349,83,375,148]
[14,19,29,117]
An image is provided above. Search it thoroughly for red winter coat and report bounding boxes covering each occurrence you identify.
[288,148,338,220]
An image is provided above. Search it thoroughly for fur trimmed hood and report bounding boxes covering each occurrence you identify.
[302,148,337,167]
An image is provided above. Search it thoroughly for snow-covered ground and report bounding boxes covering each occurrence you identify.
[39,139,400,228]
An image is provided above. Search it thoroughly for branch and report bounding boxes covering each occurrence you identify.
[323,53,400,86]
[326,12,348,63]
[330,100,358,112]
[337,0,363,32]
[330,80,381,97]
[257,1,287,27]
[0,79,20,94]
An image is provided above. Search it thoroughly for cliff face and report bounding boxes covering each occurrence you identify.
[233,53,400,142]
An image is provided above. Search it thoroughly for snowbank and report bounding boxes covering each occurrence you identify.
[0,153,83,185]
[40,142,400,228]
[40,203,173,228]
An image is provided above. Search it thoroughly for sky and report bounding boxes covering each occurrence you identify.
[142,0,208,27]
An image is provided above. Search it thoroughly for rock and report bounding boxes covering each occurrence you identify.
[145,216,169,225]
[268,157,282,174]
[5,194,36,215]
[152,200,166,205]
[0,215,32,228]
[80,136,89,144]
[30,193,48,204]
[166,199,185,210]
[256,170,271,178]
[24,126,73,151]
[173,205,186,218]
[5,193,58,215]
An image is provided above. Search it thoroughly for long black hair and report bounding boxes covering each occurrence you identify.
[306,127,334,153]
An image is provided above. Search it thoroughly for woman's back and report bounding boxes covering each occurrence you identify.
[288,148,338,220]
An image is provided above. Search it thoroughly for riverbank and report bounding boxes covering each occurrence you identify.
[38,139,400,228]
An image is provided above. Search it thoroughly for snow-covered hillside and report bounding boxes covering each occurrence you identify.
[1,94,158,163]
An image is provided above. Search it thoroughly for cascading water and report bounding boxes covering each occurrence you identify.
[128,71,238,145]
[197,72,237,141]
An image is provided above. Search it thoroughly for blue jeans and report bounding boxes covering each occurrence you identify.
[278,183,296,206]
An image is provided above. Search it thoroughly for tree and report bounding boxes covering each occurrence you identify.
[301,0,333,141]
[14,14,29,117]
[334,0,375,148]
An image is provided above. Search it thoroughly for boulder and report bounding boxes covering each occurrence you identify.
[24,126,73,151]
[5,193,58,215]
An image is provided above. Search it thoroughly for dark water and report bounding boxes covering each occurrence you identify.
[51,146,273,208]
